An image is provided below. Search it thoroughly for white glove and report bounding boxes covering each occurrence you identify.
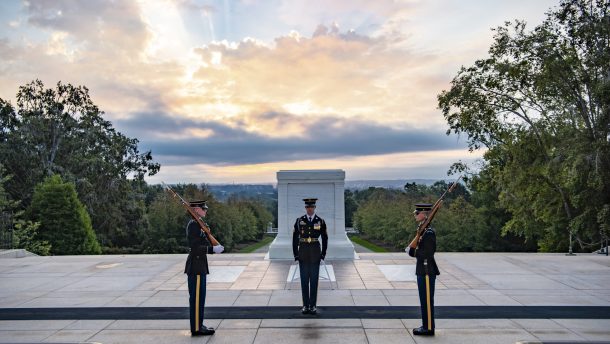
[213,245,224,254]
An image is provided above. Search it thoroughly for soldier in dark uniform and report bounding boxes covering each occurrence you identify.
[407,203,440,336]
[292,198,328,315]
[185,200,224,336]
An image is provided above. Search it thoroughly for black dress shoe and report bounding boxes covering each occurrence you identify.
[309,306,317,315]
[301,306,310,314]
[191,327,215,336]
[413,326,434,336]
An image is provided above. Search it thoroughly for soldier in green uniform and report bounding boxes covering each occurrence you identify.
[292,198,328,315]
[185,200,224,336]
[407,203,440,336]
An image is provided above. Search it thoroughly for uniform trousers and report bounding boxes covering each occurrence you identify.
[187,273,207,332]
[298,259,320,307]
[416,274,436,330]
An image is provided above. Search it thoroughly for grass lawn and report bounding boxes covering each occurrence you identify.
[349,236,390,252]
[235,236,275,253]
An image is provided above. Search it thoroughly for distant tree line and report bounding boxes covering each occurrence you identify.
[347,182,538,252]
[141,184,273,254]
[0,80,272,255]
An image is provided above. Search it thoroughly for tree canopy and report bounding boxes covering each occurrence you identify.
[0,80,160,246]
[438,0,610,252]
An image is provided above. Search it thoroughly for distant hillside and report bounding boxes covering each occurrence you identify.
[204,179,452,197]
[345,179,448,190]
[206,184,276,201]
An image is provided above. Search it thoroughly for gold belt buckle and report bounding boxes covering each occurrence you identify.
[307,237,312,243]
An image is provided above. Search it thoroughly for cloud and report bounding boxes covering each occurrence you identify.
[115,110,464,165]
[3,0,554,182]
[24,0,150,52]
[176,0,216,13]
[181,24,443,130]
[146,149,483,184]
[276,0,414,36]
[0,0,176,116]
[1,1,451,129]
[0,38,19,60]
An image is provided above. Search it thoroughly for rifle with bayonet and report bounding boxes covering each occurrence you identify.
[414,175,462,237]
[162,182,221,246]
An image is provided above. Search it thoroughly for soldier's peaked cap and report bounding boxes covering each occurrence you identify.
[303,198,318,206]
[189,200,208,209]
[415,203,433,211]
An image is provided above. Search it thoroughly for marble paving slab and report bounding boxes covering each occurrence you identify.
[377,265,416,282]
[208,266,246,283]
[286,264,336,282]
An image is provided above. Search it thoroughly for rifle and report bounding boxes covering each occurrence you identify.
[162,182,221,246]
[414,175,462,237]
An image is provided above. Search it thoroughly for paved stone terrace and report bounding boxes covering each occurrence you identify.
[1,253,609,308]
[1,318,610,344]
[1,252,609,343]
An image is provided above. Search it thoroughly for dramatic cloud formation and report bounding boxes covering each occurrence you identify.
[0,0,557,182]
[185,27,440,128]
[115,111,465,165]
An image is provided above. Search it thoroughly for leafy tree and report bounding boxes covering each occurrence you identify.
[354,189,418,250]
[344,189,358,227]
[430,180,470,202]
[27,175,101,255]
[352,184,535,252]
[469,170,539,251]
[210,196,258,250]
[438,0,610,252]
[0,80,160,247]
[108,180,150,248]
[241,199,274,240]
[143,184,272,253]
[142,183,211,254]
[0,164,50,255]
[143,191,187,254]
[403,182,428,197]
[433,196,487,251]
[12,221,51,256]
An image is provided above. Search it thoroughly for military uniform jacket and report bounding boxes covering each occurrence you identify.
[408,227,440,276]
[292,214,328,263]
[184,219,214,275]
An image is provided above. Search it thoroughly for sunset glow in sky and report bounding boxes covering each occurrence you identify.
[0,0,558,183]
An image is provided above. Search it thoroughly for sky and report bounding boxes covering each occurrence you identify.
[0,0,559,183]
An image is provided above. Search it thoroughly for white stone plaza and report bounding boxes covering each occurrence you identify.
[1,251,609,343]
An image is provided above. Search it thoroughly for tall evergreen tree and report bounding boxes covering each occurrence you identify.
[27,175,101,255]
